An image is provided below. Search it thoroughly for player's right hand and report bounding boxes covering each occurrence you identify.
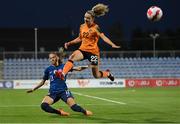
[64,42,69,49]
[26,89,34,93]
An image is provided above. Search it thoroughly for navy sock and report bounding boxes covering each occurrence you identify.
[41,103,60,114]
[71,104,86,114]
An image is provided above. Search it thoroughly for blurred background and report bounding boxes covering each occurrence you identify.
[0,0,180,52]
[0,0,180,80]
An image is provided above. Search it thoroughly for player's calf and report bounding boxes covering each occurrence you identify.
[71,104,92,116]
[41,103,59,114]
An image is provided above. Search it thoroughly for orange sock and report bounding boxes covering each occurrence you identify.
[63,60,74,75]
[101,71,109,78]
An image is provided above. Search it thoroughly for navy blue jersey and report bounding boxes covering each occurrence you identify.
[43,64,67,94]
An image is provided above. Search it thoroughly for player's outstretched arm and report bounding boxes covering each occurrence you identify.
[99,33,121,48]
[26,80,46,93]
[64,37,82,49]
[72,65,90,71]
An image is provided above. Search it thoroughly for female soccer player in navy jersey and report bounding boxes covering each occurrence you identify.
[27,52,92,116]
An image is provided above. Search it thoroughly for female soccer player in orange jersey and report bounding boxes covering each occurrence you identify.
[56,3,120,81]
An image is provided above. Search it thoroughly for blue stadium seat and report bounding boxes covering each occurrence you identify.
[3,57,180,79]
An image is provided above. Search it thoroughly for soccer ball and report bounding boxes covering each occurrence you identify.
[147,6,163,22]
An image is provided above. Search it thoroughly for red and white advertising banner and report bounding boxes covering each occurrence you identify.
[66,79,125,88]
[126,79,180,88]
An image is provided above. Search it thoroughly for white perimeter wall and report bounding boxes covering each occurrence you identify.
[13,79,125,89]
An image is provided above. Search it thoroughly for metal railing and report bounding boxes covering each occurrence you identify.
[1,50,180,60]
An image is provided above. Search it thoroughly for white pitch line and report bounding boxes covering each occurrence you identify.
[73,92,126,105]
[0,104,120,108]
[0,105,40,108]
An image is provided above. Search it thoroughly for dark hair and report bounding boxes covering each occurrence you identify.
[87,3,109,18]
[49,51,63,65]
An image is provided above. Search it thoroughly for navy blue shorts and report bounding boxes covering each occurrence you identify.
[47,90,74,104]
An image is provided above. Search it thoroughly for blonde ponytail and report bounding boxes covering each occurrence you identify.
[92,3,109,17]
[87,3,109,18]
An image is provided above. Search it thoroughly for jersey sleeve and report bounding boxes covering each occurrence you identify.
[43,67,49,80]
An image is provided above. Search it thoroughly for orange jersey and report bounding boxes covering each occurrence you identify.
[79,23,100,56]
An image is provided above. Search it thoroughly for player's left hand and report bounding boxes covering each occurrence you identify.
[112,45,121,48]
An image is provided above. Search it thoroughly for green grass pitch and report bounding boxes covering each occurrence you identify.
[0,87,180,123]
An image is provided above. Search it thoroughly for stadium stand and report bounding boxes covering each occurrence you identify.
[3,57,180,79]
[0,61,3,79]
